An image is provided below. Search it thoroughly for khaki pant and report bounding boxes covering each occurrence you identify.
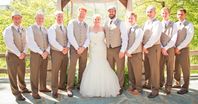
[174,56,181,83]
[67,46,87,91]
[160,48,175,87]
[144,45,161,93]
[107,46,125,88]
[175,47,190,89]
[6,52,27,96]
[30,51,48,94]
[127,52,143,91]
[51,50,68,93]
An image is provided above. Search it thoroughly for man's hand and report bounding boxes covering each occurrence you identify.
[77,47,85,55]
[126,52,132,57]
[62,48,69,55]
[42,51,49,59]
[119,52,125,59]
[162,48,168,56]
[143,47,149,54]
[175,48,181,55]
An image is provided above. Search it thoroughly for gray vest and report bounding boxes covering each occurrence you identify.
[73,20,88,47]
[51,24,68,51]
[175,21,190,47]
[10,26,26,53]
[31,25,49,51]
[160,21,174,47]
[127,26,142,54]
[104,19,122,48]
[142,19,160,45]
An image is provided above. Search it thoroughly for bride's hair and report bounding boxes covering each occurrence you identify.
[92,14,101,22]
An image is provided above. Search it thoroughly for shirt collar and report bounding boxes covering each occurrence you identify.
[77,19,84,24]
[11,23,21,30]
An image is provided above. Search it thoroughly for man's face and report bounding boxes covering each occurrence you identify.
[108,9,116,19]
[177,11,186,21]
[12,15,22,26]
[146,9,156,19]
[128,15,136,25]
[35,14,44,26]
[56,13,64,24]
[78,9,87,20]
[161,10,169,20]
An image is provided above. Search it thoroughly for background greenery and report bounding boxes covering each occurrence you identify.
[0,0,197,80]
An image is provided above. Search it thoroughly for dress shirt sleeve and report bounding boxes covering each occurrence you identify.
[177,23,194,50]
[3,27,21,57]
[48,26,64,51]
[119,21,128,53]
[67,20,79,50]
[127,28,143,54]
[144,21,162,49]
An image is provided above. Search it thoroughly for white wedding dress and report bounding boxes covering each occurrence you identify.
[80,31,120,97]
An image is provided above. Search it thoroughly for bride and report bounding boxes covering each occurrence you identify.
[80,14,120,97]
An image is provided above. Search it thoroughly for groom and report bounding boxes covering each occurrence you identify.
[104,6,128,94]
[66,7,89,97]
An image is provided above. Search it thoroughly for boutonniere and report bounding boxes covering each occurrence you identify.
[131,28,135,32]
[109,24,117,30]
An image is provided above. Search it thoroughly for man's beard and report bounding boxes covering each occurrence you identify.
[109,15,116,19]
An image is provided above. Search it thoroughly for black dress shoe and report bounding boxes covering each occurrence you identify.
[67,90,73,97]
[52,92,58,98]
[118,89,123,95]
[21,88,31,93]
[147,92,159,98]
[177,89,188,94]
[16,94,25,101]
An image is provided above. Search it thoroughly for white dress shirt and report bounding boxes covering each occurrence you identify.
[175,20,194,50]
[67,19,90,50]
[127,24,143,54]
[48,23,70,51]
[143,19,163,49]
[3,24,28,57]
[26,23,50,54]
[161,20,178,50]
[108,18,128,53]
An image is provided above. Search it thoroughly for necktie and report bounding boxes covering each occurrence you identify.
[39,27,42,31]
[110,20,113,24]
[17,28,20,33]
[60,26,63,31]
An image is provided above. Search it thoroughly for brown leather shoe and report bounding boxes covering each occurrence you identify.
[15,94,25,101]
[21,88,31,93]
[52,92,58,98]
[130,89,141,96]
[40,88,51,92]
[32,93,41,99]
[177,88,188,94]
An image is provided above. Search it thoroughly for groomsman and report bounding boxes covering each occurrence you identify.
[48,11,69,98]
[159,7,177,94]
[142,6,162,98]
[27,11,51,99]
[104,6,128,94]
[174,8,194,94]
[126,12,143,95]
[66,7,89,97]
[3,11,31,101]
